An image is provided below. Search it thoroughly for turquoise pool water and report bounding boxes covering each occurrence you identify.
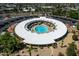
[35,25,48,33]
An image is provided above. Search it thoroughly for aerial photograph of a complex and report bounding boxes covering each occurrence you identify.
[0,3,79,56]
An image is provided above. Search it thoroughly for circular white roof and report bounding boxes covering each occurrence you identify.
[15,17,67,45]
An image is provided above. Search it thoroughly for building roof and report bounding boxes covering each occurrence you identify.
[15,17,67,45]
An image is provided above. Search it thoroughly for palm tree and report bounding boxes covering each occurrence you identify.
[60,40,64,48]
[27,45,33,56]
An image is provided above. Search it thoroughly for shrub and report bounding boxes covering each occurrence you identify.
[72,34,78,41]
[58,52,64,56]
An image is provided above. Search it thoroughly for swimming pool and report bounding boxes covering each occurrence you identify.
[35,25,48,33]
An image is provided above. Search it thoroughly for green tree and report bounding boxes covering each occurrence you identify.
[68,10,79,19]
[53,4,66,16]
[76,23,79,30]
[0,32,24,55]
[66,42,77,56]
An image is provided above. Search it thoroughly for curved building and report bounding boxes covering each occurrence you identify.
[15,17,67,45]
